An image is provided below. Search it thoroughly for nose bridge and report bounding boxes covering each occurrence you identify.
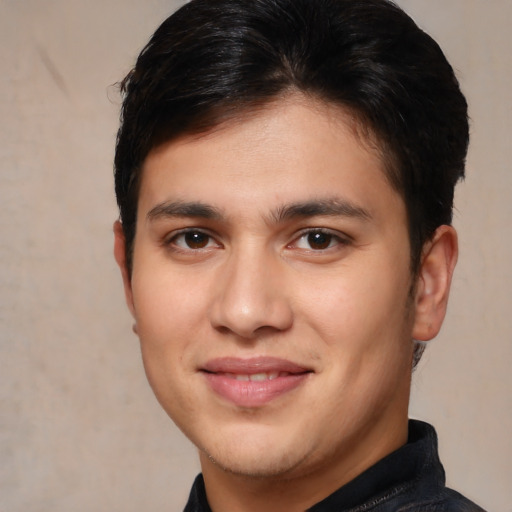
[210,241,292,338]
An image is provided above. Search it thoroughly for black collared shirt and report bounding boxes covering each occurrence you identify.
[184,420,486,511]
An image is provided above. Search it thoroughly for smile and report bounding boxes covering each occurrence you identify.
[201,357,312,408]
[223,371,290,381]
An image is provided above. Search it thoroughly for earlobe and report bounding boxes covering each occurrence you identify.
[113,220,136,318]
[412,225,458,341]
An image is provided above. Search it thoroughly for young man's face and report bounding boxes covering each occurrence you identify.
[115,97,437,483]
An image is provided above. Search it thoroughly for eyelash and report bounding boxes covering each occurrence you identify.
[165,229,221,251]
[289,228,351,252]
[164,227,350,253]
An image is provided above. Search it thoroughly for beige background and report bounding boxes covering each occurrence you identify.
[1,1,510,511]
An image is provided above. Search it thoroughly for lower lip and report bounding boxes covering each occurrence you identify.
[203,372,309,408]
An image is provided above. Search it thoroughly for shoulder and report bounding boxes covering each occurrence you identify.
[397,487,487,512]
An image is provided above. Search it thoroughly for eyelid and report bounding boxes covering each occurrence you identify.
[164,227,222,250]
[162,226,351,252]
[288,227,352,250]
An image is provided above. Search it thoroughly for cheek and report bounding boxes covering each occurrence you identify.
[131,272,202,418]
[131,262,205,338]
[294,263,412,353]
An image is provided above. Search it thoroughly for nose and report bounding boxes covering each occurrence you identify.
[209,247,293,339]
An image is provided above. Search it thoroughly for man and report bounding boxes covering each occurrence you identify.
[113,0,485,510]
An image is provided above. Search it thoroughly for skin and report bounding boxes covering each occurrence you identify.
[114,96,458,512]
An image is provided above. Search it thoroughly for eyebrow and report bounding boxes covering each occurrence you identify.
[269,198,372,223]
[147,201,224,221]
[146,197,372,224]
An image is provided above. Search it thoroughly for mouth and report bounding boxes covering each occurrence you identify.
[221,371,292,381]
[201,357,312,408]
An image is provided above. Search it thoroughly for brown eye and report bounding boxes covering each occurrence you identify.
[184,231,211,249]
[291,229,347,252]
[167,229,221,253]
[307,231,333,250]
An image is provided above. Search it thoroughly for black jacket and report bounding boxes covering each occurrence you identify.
[184,420,486,511]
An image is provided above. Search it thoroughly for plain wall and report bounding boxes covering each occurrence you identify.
[1,1,510,511]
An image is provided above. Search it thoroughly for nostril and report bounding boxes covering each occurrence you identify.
[215,325,232,336]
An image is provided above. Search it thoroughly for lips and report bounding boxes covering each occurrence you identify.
[201,357,312,408]
[223,371,287,381]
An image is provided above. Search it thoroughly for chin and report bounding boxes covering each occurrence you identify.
[202,448,307,479]
[197,428,312,479]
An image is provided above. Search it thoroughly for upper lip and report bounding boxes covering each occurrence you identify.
[201,357,312,375]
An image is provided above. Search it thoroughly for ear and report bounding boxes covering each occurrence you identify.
[412,225,458,341]
[113,220,136,318]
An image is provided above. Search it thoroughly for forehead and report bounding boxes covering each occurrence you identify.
[138,96,403,225]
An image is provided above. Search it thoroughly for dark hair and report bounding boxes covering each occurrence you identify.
[114,0,469,276]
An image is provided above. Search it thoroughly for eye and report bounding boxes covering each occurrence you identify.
[292,229,347,251]
[168,230,220,250]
